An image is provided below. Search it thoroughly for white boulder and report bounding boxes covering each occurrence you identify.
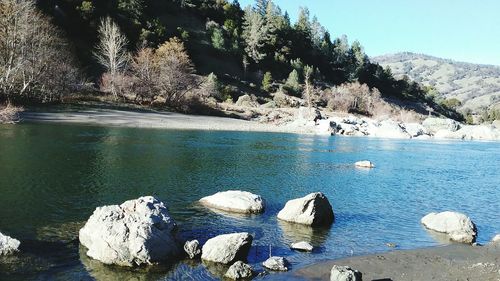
[224,261,254,279]
[316,119,337,135]
[199,190,265,214]
[455,125,500,141]
[404,123,429,137]
[79,196,180,266]
[297,107,322,121]
[421,211,477,244]
[0,231,20,255]
[422,117,461,133]
[184,240,201,259]
[330,265,362,281]
[201,233,253,264]
[277,192,334,226]
[355,160,375,168]
[290,241,313,252]
[262,256,289,271]
[368,120,411,139]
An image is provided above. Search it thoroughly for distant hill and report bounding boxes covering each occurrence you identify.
[372,52,500,111]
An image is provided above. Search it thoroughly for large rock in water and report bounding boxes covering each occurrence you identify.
[277,193,334,226]
[79,196,180,266]
[330,265,362,281]
[421,211,477,244]
[0,231,20,255]
[262,256,289,271]
[201,233,253,264]
[184,240,201,259]
[224,261,254,279]
[199,190,265,214]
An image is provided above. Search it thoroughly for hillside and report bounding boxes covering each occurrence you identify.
[372,52,500,111]
[1,0,464,123]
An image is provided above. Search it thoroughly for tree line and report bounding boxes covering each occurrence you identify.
[0,0,463,120]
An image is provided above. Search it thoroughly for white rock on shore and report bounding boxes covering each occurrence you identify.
[421,211,477,244]
[262,256,289,271]
[199,190,265,214]
[0,231,20,255]
[224,261,254,279]
[201,233,253,264]
[291,241,314,252]
[330,265,362,281]
[79,196,180,266]
[422,117,461,133]
[277,192,334,226]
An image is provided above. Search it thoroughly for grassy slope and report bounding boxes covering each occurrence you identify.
[373,52,500,111]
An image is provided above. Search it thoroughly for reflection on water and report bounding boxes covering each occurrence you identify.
[0,123,499,280]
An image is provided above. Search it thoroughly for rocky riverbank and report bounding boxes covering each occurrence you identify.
[19,107,500,141]
[290,243,500,281]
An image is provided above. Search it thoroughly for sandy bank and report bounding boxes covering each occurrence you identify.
[20,108,304,134]
[288,243,500,281]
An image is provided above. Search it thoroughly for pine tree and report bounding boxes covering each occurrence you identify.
[261,71,273,92]
[242,7,268,63]
[211,27,226,50]
[284,69,301,94]
[255,0,268,16]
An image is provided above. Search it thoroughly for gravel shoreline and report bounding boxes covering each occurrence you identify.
[19,108,310,134]
[285,243,500,281]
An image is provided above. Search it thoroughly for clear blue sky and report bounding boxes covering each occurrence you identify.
[239,0,500,65]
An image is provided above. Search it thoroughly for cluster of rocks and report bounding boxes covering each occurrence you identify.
[290,107,500,141]
[4,188,493,280]
[72,191,335,279]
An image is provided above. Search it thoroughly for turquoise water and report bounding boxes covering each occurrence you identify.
[0,123,498,280]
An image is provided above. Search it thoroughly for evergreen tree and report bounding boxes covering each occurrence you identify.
[255,0,268,16]
[242,7,268,63]
[295,7,312,37]
[284,69,301,93]
[261,71,273,92]
[211,27,226,50]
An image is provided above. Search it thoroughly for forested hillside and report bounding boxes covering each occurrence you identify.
[1,0,463,121]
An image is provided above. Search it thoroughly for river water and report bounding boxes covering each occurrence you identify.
[0,123,498,280]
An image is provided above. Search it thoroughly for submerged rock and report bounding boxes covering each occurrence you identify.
[201,233,253,264]
[262,256,289,271]
[330,265,362,281]
[354,161,375,168]
[199,190,265,214]
[184,240,201,259]
[79,196,180,266]
[224,261,254,279]
[277,193,334,226]
[290,241,313,252]
[0,231,20,255]
[421,211,477,244]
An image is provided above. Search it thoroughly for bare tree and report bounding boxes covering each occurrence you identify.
[130,47,158,103]
[0,0,79,102]
[303,65,314,109]
[155,37,198,106]
[94,17,129,98]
